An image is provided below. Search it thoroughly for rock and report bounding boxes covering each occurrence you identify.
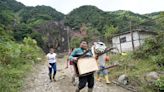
[118,74,128,85]
[145,71,159,83]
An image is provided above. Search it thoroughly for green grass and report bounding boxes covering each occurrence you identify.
[108,53,161,92]
[0,58,45,92]
[0,58,38,92]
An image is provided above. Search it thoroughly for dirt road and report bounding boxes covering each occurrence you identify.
[22,58,130,92]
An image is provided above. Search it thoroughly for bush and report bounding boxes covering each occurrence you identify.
[133,32,164,65]
[0,41,21,65]
[155,77,164,91]
[0,36,44,92]
[20,37,43,62]
[151,54,164,68]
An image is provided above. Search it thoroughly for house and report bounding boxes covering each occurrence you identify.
[112,29,156,53]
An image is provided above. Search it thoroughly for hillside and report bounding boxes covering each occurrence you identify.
[0,0,64,27]
[0,0,163,50]
[144,12,162,19]
[65,5,163,33]
[0,0,65,52]
[18,5,64,27]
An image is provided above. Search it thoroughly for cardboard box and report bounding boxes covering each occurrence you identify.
[77,57,99,75]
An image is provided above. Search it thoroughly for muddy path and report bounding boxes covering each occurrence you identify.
[22,58,130,92]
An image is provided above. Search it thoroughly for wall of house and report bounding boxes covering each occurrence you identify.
[112,31,155,53]
[112,31,140,52]
[112,36,120,52]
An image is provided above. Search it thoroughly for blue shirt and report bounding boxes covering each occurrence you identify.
[69,48,93,61]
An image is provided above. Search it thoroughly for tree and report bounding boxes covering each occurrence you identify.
[156,12,164,30]
[104,25,118,42]
[0,10,14,26]
[82,23,100,42]
[13,24,32,41]
[70,37,81,48]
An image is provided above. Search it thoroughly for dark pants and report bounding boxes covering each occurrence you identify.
[78,73,94,90]
[48,63,56,79]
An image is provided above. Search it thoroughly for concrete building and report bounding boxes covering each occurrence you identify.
[112,29,156,53]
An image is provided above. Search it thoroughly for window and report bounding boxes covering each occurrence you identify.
[120,37,126,43]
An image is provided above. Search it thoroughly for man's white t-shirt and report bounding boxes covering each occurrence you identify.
[47,53,57,63]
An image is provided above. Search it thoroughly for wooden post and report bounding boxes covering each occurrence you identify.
[130,21,135,51]
[119,35,122,53]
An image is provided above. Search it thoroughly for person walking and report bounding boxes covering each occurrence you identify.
[46,47,57,82]
[69,40,94,92]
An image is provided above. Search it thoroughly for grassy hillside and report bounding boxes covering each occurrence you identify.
[65,5,163,33]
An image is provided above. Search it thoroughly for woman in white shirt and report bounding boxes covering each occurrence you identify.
[46,48,57,82]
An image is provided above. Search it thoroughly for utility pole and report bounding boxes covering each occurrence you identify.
[130,21,135,52]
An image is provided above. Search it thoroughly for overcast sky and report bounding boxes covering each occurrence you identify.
[16,0,164,14]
